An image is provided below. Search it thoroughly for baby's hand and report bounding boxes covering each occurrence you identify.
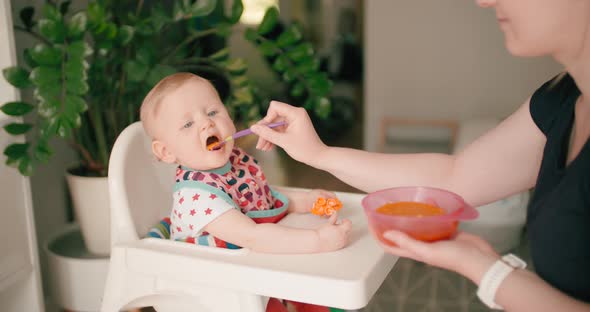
[316,213,352,252]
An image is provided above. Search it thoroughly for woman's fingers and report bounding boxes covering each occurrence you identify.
[377,240,420,259]
[383,230,432,260]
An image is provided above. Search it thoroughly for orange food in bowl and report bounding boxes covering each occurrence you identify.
[376,202,445,217]
[374,201,456,245]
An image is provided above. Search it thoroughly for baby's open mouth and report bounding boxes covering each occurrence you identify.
[206,135,221,151]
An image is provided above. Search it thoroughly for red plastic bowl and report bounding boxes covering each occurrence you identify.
[362,186,479,246]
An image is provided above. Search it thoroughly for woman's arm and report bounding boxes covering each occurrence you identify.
[252,100,546,207]
[495,269,590,312]
[203,209,351,254]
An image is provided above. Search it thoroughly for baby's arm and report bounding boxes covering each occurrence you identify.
[204,209,351,254]
[274,187,337,214]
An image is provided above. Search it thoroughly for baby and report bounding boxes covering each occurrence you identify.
[140,72,351,254]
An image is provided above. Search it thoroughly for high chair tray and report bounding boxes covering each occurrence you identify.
[120,190,398,310]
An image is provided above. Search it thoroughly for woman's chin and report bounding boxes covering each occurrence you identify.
[505,39,547,57]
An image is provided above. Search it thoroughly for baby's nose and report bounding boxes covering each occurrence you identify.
[201,118,214,131]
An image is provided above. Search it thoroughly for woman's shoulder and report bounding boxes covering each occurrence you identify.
[530,73,580,135]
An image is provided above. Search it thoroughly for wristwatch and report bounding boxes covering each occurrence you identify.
[476,253,527,310]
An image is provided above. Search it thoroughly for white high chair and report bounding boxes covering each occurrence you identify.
[100,122,398,312]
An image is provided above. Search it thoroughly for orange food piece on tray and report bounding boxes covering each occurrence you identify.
[311,197,343,216]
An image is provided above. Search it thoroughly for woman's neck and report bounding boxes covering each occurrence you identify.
[558,22,590,100]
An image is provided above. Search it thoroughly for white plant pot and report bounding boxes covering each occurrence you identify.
[65,171,111,255]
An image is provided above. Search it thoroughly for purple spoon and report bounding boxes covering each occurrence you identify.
[208,121,286,151]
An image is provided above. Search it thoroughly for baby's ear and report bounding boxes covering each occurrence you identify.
[152,140,176,164]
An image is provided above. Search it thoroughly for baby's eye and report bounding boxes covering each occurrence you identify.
[207,110,218,117]
[183,121,194,129]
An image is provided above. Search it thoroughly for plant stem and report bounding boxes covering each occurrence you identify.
[14,25,52,45]
[161,28,219,63]
[69,140,102,172]
[88,106,109,176]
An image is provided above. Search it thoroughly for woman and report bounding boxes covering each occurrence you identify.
[250,0,590,310]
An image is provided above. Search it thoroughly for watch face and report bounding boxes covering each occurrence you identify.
[502,254,527,269]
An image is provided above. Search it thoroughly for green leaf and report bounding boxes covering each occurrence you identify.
[65,59,87,81]
[146,64,176,87]
[224,58,247,75]
[60,1,71,15]
[313,97,331,118]
[18,156,33,176]
[124,60,149,82]
[290,82,305,97]
[65,95,88,114]
[37,96,59,118]
[2,67,32,88]
[87,2,106,28]
[66,12,87,38]
[191,0,217,17]
[271,55,289,73]
[63,95,86,128]
[35,84,61,106]
[307,73,332,95]
[296,57,320,74]
[3,123,33,135]
[277,24,302,47]
[136,48,153,65]
[151,6,170,32]
[30,66,60,87]
[34,142,52,163]
[56,116,73,138]
[259,41,277,56]
[65,78,89,95]
[1,102,34,116]
[216,23,233,38]
[282,68,297,83]
[117,25,134,45]
[209,48,230,62]
[29,44,62,66]
[4,143,29,159]
[244,28,258,42]
[67,41,93,60]
[5,156,19,168]
[95,22,117,40]
[19,7,35,30]
[286,43,313,62]
[228,0,244,24]
[23,48,38,68]
[257,7,279,35]
[42,4,61,21]
[38,19,66,43]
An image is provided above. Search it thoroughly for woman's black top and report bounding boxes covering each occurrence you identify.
[528,73,590,302]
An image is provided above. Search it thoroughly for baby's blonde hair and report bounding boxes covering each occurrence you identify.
[140,72,210,138]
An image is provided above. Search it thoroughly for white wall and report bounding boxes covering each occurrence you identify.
[0,0,44,311]
[9,1,79,307]
[364,1,563,151]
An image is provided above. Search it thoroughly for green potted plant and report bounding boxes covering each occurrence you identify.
[2,0,338,254]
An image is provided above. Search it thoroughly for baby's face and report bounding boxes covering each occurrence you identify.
[153,79,236,170]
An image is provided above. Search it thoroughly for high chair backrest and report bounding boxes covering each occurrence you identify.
[108,122,175,246]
